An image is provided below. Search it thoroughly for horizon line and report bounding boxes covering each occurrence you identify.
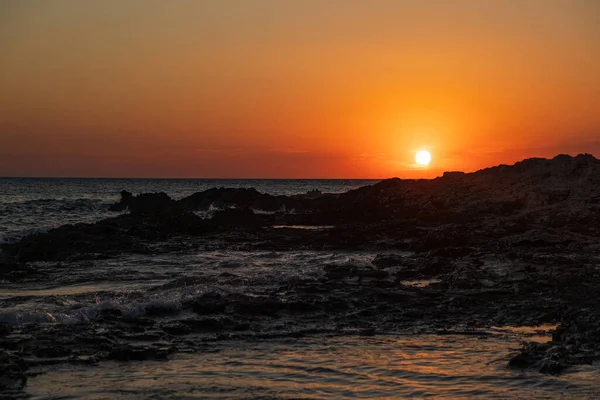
[1,153,595,181]
[0,176,390,180]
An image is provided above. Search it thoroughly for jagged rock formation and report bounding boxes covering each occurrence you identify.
[3,153,600,263]
[2,153,600,380]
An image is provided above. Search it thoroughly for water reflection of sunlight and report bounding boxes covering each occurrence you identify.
[27,335,600,399]
[490,324,558,344]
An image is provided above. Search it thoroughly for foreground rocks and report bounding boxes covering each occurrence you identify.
[0,350,27,392]
[509,308,600,374]
[1,247,597,380]
[1,153,600,387]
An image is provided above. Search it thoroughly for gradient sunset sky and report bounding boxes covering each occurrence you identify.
[1,1,599,178]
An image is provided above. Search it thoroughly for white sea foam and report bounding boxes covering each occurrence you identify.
[0,289,191,326]
[193,203,224,219]
[0,250,380,326]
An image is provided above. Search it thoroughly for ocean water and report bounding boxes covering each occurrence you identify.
[26,336,600,399]
[2,178,600,398]
[0,178,378,245]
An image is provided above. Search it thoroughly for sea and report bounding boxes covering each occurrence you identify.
[0,178,378,246]
[1,178,599,399]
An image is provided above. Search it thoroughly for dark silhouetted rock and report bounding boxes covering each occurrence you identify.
[211,208,263,228]
[3,154,600,378]
[109,190,134,211]
[192,292,227,315]
[0,351,28,391]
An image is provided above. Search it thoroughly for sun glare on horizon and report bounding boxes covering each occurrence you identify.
[415,150,432,166]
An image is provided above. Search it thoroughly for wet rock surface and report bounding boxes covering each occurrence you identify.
[2,154,600,395]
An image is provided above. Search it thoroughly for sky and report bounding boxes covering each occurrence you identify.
[1,0,599,178]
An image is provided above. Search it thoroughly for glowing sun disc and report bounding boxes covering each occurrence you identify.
[415,150,431,166]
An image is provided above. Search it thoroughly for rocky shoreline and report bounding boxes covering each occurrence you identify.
[2,154,600,394]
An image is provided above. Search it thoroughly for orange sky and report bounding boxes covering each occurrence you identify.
[1,1,599,178]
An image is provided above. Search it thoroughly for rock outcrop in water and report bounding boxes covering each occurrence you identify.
[2,153,600,392]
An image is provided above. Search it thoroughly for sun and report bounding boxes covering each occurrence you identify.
[415,150,431,166]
